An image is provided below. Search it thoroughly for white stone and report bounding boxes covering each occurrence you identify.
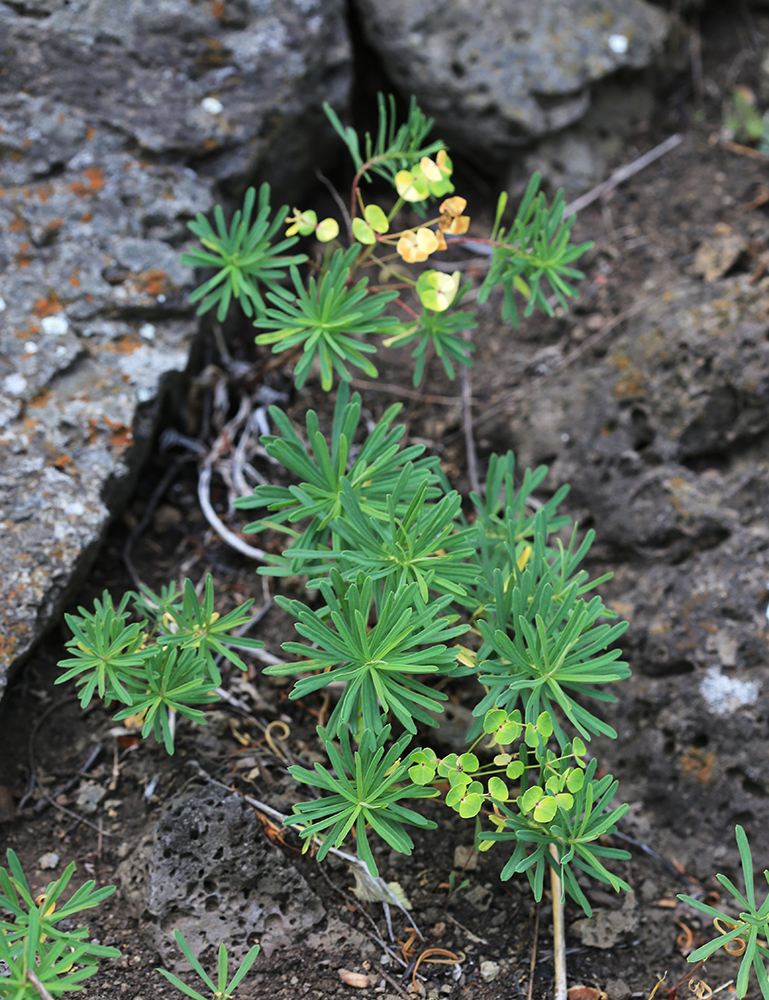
[41,314,69,336]
[201,96,224,115]
[3,373,27,395]
[0,296,6,312]
[139,323,156,340]
[24,341,38,354]
[480,961,501,982]
[608,34,629,54]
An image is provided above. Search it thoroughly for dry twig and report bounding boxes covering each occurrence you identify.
[563,134,683,218]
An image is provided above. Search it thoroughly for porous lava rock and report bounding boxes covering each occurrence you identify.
[117,784,328,968]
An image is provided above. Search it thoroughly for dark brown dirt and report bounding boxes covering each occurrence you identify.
[2,8,769,1000]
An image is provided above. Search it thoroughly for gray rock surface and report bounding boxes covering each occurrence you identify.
[117,784,328,967]
[352,0,672,163]
[0,135,210,678]
[496,272,769,873]
[0,0,352,688]
[502,274,769,543]
[0,0,351,197]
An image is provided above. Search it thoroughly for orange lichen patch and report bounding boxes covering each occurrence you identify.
[69,269,80,288]
[80,211,93,223]
[608,600,633,620]
[16,241,32,267]
[46,218,63,231]
[32,293,63,318]
[197,38,227,72]
[58,112,65,123]
[210,0,224,16]
[9,216,26,232]
[0,623,34,663]
[680,747,716,785]
[36,186,52,202]
[613,371,645,399]
[22,416,39,432]
[103,415,133,450]
[29,389,52,409]
[87,418,100,444]
[114,335,144,354]
[86,127,96,141]
[52,453,73,469]
[70,167,104,197]
[84,167,105,191]
[202,138,219,152]
[135,269,169,296]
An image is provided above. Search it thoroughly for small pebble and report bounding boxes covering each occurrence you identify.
[481,960,501,982]
[453,843,478,871]
[41,314,69,336]
[201,96,223,114]
[3,374,27,396]
[76,781,107,814]
[608,33,628,54]
[38,852,59,870]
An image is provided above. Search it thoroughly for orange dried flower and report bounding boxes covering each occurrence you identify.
[438,196,470,235]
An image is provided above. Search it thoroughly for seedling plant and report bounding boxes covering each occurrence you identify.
[678,825,769,999]
[0,850,259,999]
[0,851,119,998]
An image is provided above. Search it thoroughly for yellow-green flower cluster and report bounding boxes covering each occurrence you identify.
[285,208,339,242]
[395,150,454,202]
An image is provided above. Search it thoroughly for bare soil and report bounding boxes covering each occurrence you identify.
[2,8,769,1000]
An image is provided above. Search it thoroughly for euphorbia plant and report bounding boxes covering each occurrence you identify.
[235,392,632,917]
[58,92,631,999]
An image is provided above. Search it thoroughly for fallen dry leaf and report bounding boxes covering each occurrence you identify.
[690,234,745,281]
[568,985,607,1000]
[338,969,369,987]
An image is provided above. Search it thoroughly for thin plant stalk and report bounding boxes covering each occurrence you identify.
[550,842,567,1000]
